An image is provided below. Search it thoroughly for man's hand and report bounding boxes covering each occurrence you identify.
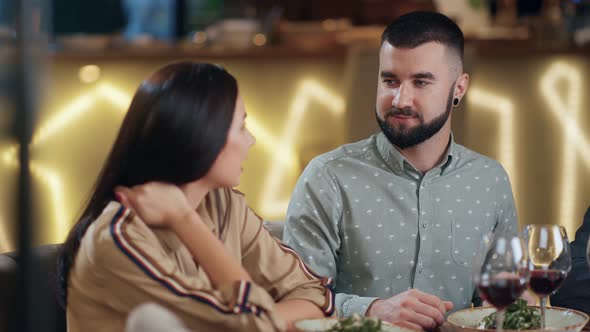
[366,289,453,331]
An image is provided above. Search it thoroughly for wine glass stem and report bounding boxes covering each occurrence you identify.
[540,296,547,330]
[496,309,505,332]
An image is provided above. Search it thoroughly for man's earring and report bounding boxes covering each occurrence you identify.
[453,98,460,107]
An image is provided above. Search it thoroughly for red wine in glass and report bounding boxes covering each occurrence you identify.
[529,269,567,296]
[478,277,527,310]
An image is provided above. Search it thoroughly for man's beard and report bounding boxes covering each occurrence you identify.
[376,84,454,149]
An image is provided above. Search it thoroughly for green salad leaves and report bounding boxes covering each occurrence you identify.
[481,299,541,330]
[327,314,383,332]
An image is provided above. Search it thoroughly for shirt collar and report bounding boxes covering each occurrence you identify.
[376,131,456,176]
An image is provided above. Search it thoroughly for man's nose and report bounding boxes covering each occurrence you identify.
[392,84,413,109]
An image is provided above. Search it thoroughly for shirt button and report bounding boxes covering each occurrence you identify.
[422,223,428,229]
[418,266,424,273]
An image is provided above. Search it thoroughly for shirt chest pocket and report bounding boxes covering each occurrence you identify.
[449,217,494,268]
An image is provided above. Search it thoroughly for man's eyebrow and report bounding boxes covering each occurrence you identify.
[380,71,437,80]
[380,71,396,78]
[412,72,436,80]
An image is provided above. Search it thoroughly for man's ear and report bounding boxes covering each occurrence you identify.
[453,73,469,105]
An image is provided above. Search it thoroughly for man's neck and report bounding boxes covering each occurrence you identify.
[396,127,452,174]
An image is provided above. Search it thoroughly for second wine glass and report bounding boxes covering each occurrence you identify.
[523,224,572,330]
[473,233,529,332]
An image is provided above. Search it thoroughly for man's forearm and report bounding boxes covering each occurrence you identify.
[336,293,380,317]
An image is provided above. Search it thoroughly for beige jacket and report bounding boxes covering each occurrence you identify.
[67,189,334,331]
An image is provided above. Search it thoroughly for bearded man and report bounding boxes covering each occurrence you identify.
[283,11,517,331]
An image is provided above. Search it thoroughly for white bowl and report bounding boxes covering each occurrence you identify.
[294,318,418,332]
[447,306,589,332]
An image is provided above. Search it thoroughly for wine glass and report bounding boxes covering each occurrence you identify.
[473,233,529,332]
[523,224,571,330]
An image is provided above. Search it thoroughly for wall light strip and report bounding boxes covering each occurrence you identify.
[96,83,132,110]
[0,79,345,244]
[540,62,585,229]
[29,162,68,242]
[246,118,299,171]
[1,144,17,167]
[0,146,68,245]
[0,143,18,252]
[2,83,132,244]
[0,214,10,252]
[259,80,345,217]
[467,88,517,200]
[32,94,96,146]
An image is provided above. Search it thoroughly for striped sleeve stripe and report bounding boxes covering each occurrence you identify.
[318,279,335,316]
[277,242,323,280]
[109,205,255,315]
[275,241,335,316]
[236,280,251,313]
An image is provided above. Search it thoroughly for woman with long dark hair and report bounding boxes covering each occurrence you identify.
[56,62,334,331]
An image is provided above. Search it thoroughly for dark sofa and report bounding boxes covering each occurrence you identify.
[0,244,66,332]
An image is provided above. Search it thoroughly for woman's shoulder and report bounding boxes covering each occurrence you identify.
[80,201,156,264]
[87,201,129,240]
[203,188,248,212]
[199,188,257,238]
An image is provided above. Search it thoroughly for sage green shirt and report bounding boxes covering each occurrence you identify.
[284,132,517,318]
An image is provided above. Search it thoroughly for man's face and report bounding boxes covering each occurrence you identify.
[376,41,459,149]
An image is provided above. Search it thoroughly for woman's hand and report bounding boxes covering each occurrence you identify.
[114,182,194,229]
[116,183,253,287]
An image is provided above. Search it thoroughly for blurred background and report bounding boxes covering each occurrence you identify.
[0,0,589,254]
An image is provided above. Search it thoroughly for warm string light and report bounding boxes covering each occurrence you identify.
[1,144,17,167]
[0,143,18,251]
[32,83,129,146]
[0,214,10,252]
[29,162,67,241]
[4,60,584,245]
[259,80,345,217]
[245,118,299,170]
[96,83,132,110]
[0,147,69,248]
[467,88,517,202]
[540,62,586,235]
[0,76,345,243]
[2,81,131,244]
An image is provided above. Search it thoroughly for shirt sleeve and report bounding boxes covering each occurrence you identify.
[282,158,377,317]
[238,193,335,317]
[491,165,518,235]
[97,206,286,332]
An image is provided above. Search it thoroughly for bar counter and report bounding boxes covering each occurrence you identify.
[0,38,588,250]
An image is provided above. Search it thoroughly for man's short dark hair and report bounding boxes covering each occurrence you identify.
[381,11,464,64]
